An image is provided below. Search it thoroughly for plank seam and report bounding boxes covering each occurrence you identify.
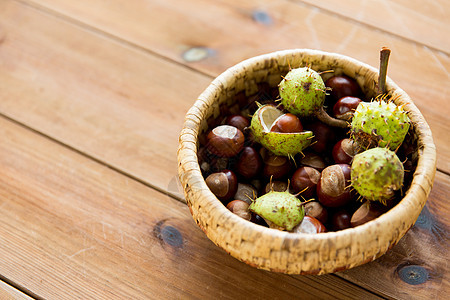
[0,112,387,299]
[13,0,217,79]
[0,111,446,299]
[290,0,450,56]
[0,275,43,300]
[0,112,187,203]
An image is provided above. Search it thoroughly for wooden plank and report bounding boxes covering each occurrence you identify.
[0,0,211,200]
[297,0,450,54]
[0,280,33,300]
[339,171,450,299]
[0,118,382,299]
[11,0,450,173]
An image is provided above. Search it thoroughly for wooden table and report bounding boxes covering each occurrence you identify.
[0,0,448,299]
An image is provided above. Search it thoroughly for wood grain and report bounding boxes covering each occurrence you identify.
[0,0,448,298]
[297,0,450,54]
[0,281,33,300]
[13,0,450,173]
[341,171,450,299]
[0,117,381,299]
[0,0,211,200]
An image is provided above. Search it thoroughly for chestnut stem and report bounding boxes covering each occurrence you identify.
[315,107,348,128]
[378,47,391,95]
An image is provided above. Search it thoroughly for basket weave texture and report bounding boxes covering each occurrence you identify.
[177,49,436,275]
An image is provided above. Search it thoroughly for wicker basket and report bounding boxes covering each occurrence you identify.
[177,49,436,275]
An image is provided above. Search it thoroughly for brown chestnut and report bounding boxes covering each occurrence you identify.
[236,146,263,179]
[325,75,362,102]
[264,181,288,194]
[307,122,336,154]
[250,179,263,194]
[290,166,321,199]
[332,138,358,164]
[225,114,250,132]
[331,209,351,231]
[198,147,230,174]
[317,164,352,207]
[207,125,244,157]
[251,213,269,227]
[351,201,387,227]
[333,96,362,121]
[299,152,327,171]
[234,183,258,205]
[270,113,303,133]
[205,169,238,202]
[226,200,251,220]
[263,153,292,179]
[198,147,212,174]
[292,216,326,234]
[303,201,328,224]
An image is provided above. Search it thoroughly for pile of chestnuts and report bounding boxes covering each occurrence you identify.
[197,70,416,235]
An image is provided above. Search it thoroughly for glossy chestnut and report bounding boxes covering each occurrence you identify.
[251,213,269,227]
[317,164,352,207]
[292,216,326,234]
[351,201,387,227]
[207,125,245,157]
[333,96,362,121]
[307,121,335,154]
[331,209,352,231]
[270,113,303,133]
[290,166,321,199]
[303,201,328,224]
[264,181,289,194]
[236,146,263,179]
[332,138,358,164]
[226,200,251,220]
[234,183,258,205]
[325,75,362,102]
[263,153,292,179]
[225,114,250,132]
[299,152,327,171]
[205,169,238,202]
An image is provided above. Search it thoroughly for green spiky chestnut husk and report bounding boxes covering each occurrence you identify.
[250,104,313,157]
[350,99,410,150]
[351,147,404,204]
[279,67,326,118]
[249,191,305,231]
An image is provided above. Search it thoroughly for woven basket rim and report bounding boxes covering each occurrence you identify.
[178,49,437,274]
